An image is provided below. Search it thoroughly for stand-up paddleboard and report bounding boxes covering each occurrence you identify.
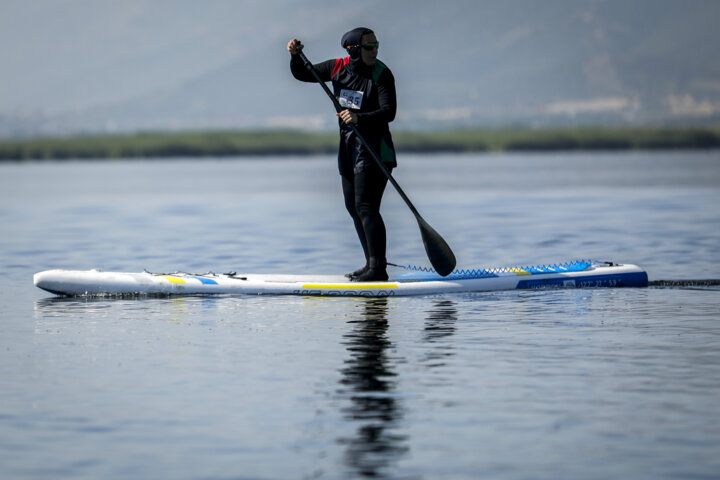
[34,260,647,297]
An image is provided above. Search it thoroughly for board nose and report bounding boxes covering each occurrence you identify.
[34,270,63,294]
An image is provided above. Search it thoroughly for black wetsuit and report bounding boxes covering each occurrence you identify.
[290,53,397,275]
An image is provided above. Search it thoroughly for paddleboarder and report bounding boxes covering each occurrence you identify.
[288,27,397,282]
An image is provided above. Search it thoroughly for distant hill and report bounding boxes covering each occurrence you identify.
[1,0,719,137]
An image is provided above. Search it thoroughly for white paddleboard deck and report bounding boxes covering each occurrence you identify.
[34,260,648,297]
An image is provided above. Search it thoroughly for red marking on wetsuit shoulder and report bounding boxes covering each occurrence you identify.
[332,57,351,78]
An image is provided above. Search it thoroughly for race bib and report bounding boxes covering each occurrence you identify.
[338,89,364,109]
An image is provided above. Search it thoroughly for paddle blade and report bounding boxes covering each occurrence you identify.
[417,216,456,276]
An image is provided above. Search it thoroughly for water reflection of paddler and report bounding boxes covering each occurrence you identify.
[337,298,408,477]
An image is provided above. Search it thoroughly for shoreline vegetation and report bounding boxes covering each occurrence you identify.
[1,127,719,161]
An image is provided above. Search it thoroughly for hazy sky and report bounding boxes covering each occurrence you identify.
[2,1,285,111]
[2,0,719,131]
[1,0,406,112]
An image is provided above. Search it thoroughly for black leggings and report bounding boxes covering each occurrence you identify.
[342,165,391,266]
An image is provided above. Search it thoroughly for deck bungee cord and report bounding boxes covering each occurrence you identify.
[389,259,597,280]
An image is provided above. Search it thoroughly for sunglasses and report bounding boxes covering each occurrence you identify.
[361,42,379,51]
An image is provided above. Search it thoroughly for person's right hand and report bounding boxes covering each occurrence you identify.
[287,38,303,55]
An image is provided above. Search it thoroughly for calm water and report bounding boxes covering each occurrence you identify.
[1,151,719,479]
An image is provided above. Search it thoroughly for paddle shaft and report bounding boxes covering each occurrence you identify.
[297,51,420,217]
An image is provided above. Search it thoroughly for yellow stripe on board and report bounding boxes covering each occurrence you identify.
[302,283,398,289]
[507,268,531,276]
[163,276,186,284]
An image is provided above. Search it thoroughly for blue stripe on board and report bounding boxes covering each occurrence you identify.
[516,272,648,289]
[193,277,218,285]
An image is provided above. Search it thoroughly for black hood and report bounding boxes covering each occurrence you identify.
[341,27,374,67]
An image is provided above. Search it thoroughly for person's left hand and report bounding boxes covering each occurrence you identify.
[337,109,358,124]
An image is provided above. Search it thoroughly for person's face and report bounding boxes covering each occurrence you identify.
[360,33,378,66]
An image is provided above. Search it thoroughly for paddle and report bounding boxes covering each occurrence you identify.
[297,50,456,276]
